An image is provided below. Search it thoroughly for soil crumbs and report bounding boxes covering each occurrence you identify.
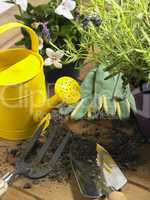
[6,110,147,188]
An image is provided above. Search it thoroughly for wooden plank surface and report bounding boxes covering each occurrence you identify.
[0,2,150,200]
[123,183,150,200]
[0,120,149,200]
[1,187,37,200]
[0,128,149,200]
[125,144,150,192]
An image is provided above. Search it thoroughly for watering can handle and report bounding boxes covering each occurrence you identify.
[0,22,39,53]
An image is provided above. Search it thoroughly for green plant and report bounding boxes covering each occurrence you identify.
[66,0,150,86]
[6,0,95,70]
[4,0,103,70]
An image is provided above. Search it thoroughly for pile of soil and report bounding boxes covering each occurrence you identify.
[7,110,145,185]
[70,137,100,182]
[14,123,73,182]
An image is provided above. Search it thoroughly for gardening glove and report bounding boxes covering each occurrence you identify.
[59,68,96,119]
[60,65,136,120]
[71,68,97,119]
[90,65,137,119]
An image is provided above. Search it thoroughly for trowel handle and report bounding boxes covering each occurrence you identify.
[0,171,17,197]
[0,179,8,196]
[33,95,61,123]
[107,191,128,200]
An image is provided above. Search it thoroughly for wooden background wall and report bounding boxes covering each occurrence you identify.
[0,0,47,50]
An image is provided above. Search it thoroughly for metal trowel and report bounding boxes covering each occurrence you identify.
[70,140,127,199]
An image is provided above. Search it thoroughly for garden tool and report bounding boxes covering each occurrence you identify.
[0,22,80,140]
[96,144,127,200]
[70,139,127,199]
[0,114,70,197]
[70,138,101,199]
[60,65,136,120]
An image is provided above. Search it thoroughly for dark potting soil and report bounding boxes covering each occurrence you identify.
[15,123,73,182]
[7,110,144,184]
[70,137,100,181]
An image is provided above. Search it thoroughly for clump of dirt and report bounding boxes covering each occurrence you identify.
[14,123,73,183]
[23,182,32,189]
[7,110,145,184]
[71,137,97,162]
[7,148,19,165]
[81,128,141,170]
[70,137,100,181]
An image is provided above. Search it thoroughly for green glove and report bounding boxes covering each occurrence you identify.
[71,68,96,119]
[91,65,136,119]
[60,65,136,120]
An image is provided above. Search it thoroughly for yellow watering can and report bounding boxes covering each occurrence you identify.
[0,22,80,140]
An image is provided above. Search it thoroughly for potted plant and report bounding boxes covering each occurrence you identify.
[5,0,91,82]
[75,0,150,138]
[59,0,150,138]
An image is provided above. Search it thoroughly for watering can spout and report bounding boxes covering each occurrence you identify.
[33,76,81,123]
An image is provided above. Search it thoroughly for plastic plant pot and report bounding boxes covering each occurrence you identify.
[133,83,150,139]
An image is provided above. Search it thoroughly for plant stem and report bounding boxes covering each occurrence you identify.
[49,41,68,57]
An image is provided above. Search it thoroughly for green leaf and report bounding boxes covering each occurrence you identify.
[27,3,34,11]
[15,15,24,21]
[15,39,25,46]
[60,25,73,37]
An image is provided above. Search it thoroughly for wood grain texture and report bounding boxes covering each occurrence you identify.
[2,187,37,200]
[0,1,150,199]
[0,134,149,200]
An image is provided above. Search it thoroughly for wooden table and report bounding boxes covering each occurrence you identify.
[0,2,150,200]
[0,120,149,200]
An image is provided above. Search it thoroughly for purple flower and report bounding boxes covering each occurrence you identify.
[42,22,51,41]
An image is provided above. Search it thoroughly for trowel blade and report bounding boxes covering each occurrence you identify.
[96,144,127,191]
[70,139,127,198]
[71,158,103,198]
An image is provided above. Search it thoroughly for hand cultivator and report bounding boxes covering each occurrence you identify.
[0,115,70,196]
